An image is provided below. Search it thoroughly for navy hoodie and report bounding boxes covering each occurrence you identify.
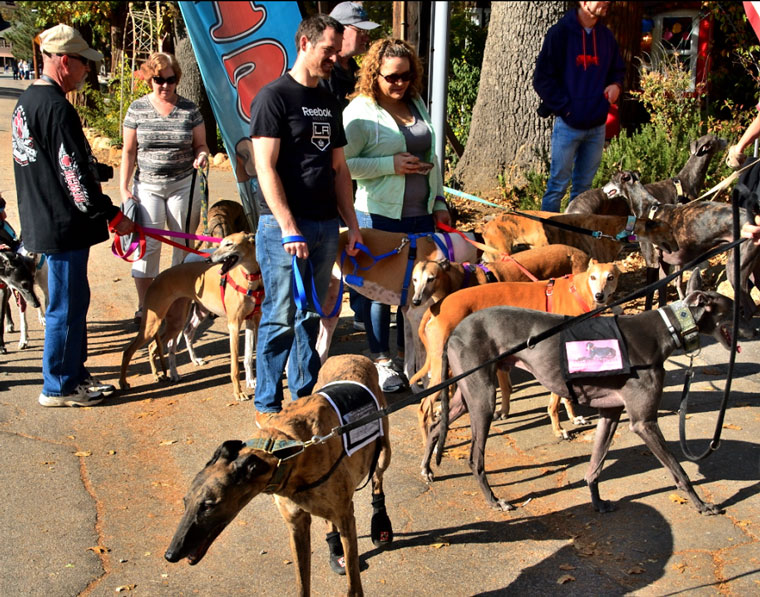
[533,9,625,130]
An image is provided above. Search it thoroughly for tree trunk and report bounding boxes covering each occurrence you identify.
[175,37,219,155]
[453,1,568,198]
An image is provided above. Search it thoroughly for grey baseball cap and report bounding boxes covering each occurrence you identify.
[330,2,380,30]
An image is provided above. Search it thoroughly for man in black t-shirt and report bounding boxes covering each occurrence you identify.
[249,15,362,429]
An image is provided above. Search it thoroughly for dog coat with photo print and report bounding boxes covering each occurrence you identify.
[560,316,631,382]
[317,381,383,457]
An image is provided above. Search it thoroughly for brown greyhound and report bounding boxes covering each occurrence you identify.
[119,232,263,400]
[410,244,590,307]
[411,259,621,444]
[165,354,393,597]
[481,212,677,263]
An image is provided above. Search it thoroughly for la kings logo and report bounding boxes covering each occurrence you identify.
[12,106,37,166]
[311,122,331,151]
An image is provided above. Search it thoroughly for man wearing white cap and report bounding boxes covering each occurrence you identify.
[12,24,134,407]
[319,1,380,109]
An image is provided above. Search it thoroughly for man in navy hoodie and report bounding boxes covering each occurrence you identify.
[534,1,625,212]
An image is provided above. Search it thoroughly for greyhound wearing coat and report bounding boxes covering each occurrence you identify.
[425,272,754,514]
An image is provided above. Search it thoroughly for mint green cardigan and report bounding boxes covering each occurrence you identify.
[343,94,446,219]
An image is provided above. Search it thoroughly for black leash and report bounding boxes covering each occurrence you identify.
[184,169,198,249]
[677,189,743,461]
[505,210,626,241]
[337,234,747,437]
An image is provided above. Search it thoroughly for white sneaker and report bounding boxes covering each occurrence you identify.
[375,360,405,393]
[39,383,104,407]
[83,376,116,396]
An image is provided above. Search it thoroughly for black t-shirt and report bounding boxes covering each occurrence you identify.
[249,73,346,221]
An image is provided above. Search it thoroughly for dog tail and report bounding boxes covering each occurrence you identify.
[434,340,451,466]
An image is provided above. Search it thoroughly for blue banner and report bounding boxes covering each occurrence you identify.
[178,1,302,226]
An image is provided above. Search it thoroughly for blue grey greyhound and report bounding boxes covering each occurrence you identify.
[423,272,755,514]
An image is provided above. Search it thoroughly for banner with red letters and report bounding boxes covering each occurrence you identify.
[178,1,302,226]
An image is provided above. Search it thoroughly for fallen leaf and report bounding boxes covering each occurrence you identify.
[431,542,450,549]
[65,563,75,568]
[559,563,576,571]
[557,574,576,584]
[283,559,292,565]
[627,565,646,575]
[115,585,136,592]
[669,494,688,504]
[108,450,116,455]
[672,562,687,574]
[67,435,75,440]
[722,424,742,430]
[74,451,92,457]
[159,440,177,446]
[737,520,752,527]
[702,367,722,375]
[87,546,110,554]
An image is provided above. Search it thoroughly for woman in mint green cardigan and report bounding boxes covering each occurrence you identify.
[343,38,450,393]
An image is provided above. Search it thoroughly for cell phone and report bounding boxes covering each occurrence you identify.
[416,162,434,175]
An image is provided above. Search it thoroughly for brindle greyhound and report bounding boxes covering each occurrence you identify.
[119,232,263,400]
[566,134,726,215]
[604,170,760,317]
[165,354,392,597]
[423,272,755,514]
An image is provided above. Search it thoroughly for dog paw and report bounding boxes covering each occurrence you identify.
[0,346,7,355]
[421,468,434,483]
[5,324,14,333]
[118,380,130,390]
[592,499,617,513]
[18,342,28,350]
[573,416,588,426]
[191,357,205,366]
[494,499,516,512]
[698,502,722,515]
[235,393,252,401]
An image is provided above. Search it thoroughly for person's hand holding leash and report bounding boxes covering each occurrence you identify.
[741,215,760,245]
[282,229,309,259]
[344,227,363,257]
[726,145,747,169]
[433,209,451,228]
[193,151,209,170]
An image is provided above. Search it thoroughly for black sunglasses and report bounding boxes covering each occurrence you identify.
[378,71,413,85]
[66,54,89,66]
[152,75,177,85]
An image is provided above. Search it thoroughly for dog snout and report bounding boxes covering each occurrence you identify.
[595,292,606,302]
[164,549,180,563]
[412,298,421,306]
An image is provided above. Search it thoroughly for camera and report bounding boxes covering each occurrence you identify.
[94,162,114,182]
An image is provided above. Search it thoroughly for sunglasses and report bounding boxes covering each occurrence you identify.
[66,54,89,66]
[378,71,413,85]
[152,75,177,85]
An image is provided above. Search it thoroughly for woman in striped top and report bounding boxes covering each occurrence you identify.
[120,52,209,322]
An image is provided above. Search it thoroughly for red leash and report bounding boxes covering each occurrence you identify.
[110,217,223,262]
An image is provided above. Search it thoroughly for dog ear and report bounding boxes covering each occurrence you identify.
[437,258,450,271]
[686,268,703,294]
[245,233,256,245]
[232,451,269,482]
[206,440,245,467]
[588,258,598,268]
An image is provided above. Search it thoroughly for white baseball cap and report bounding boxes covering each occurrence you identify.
[39,24,104,62]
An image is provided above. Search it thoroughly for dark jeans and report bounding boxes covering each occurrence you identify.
[355,211,435,357]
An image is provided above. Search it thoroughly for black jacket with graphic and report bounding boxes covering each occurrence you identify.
[12,82,119,253]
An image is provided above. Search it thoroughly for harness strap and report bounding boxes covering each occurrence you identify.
[400,235,419,307]
[615,215,638,242]
[476,263,498,284]
[220,271,264,319]
[294,450,346,493]
[545,278,555,312]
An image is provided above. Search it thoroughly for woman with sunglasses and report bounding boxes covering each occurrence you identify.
[120,52,209,323]
[343,38,450,392]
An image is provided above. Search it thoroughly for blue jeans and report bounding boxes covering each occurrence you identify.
[541,118,606,212]
[255,215,339,413]
[355,211,435,357]
[42,249,91,396]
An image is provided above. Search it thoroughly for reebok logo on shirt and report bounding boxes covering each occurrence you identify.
[302,106,332,117]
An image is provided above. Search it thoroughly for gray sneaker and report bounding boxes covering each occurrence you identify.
[39,383,104,407]
[375,360,404,393]
[83,376,116,396]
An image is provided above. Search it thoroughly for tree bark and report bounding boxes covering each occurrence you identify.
[175,37,219,155]
[453,1,567,198]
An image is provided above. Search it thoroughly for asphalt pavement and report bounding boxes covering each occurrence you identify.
[1,72,759,596]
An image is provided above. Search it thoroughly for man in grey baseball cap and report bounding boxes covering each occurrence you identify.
[319,2,380,110]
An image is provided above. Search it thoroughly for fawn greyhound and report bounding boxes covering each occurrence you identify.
[411,259,621,444]
[481,212,677,263]
[119,232,263,400]
[410,244,590,307]
[165,354,393,597]
[425,272,754,514]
